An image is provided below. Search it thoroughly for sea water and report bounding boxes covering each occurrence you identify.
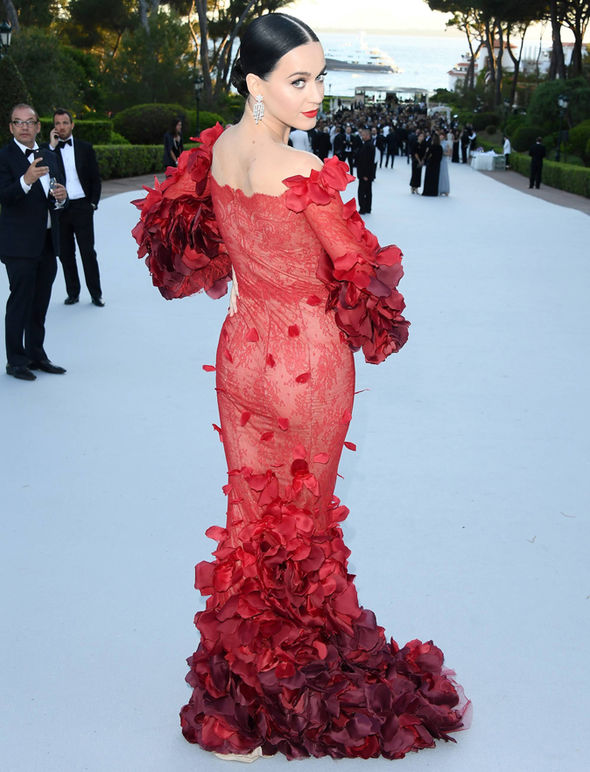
[320,32,468,97]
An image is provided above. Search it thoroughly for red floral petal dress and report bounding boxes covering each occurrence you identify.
[133,124,470,761]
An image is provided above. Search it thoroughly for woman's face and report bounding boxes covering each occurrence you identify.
[251,41,326,131]
[175,121,182,134]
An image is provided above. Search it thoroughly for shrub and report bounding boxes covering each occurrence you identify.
[567,119,590,162]
[586,136,590,163]
[183,109,226,136]
[112,103,189,145]
[505,114,526,137]
[527,76,590,134]
[472,112,499,131]
[39,118,113,145]
[508,151,590,197]
[486,125,497,135]
[0,56,32,145]
[512,125,546,152]
[110,131,131,145]
[94,145,162,179]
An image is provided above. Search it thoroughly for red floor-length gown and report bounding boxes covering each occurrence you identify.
[133,124,469,760]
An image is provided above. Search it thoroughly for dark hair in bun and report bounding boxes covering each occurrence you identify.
[230,13,319,98]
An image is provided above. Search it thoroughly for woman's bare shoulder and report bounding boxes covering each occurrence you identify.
[280,147,323,179]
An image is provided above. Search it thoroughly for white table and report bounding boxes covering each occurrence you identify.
[471,152,505,171]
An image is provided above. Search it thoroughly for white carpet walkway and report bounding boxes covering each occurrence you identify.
[1,161,589,771]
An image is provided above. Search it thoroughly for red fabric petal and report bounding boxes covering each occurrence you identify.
[260,431,274,442]
[266,354,276,368]
[246,327,259,343]
[344,441,356,451]
[295,372,310,384]
[312,452,329,464]
[278,418,289,431]
[288,325,300,337]
[240,412,251,426]
[202,364,216,372]
[132,123,232,301]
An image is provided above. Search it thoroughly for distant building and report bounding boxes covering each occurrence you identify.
[449,40,574,91]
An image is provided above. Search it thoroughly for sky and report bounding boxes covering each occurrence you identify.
[289,0,455,34]
[288,0,582,41]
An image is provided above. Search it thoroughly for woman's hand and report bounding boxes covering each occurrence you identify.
[228,267,239,316]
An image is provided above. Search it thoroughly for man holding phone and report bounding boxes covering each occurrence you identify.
[48,108,103,307]
[0,103,67,381]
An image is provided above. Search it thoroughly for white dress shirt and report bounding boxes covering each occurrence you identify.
[14,139,51,228]
[55,136,86,200]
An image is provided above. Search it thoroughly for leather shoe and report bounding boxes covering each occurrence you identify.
[6,364,36,381]
[64,296,79,305]
[29,359,66,374]
[91,296,105,307]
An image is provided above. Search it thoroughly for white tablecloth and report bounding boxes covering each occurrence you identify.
[471,152,499,171]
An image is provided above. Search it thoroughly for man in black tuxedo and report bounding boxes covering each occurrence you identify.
[0,103,68,380]
[528,137,546,189]
[356,129,375,215]
[48,108,103,306]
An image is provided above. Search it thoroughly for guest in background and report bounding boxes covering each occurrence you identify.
[289,127,312,151]
[503,135,511,168]
[356,128,375,214]
[422,132,442,197]
[409,131,425,194]
[376,129,387,168]
[385,128,398,168]
[341,125,360,172]
[0,103,68,381]
[460,126,470,163]
[438,131,452,196]
[452,129,460,163]
[49,107,104,307]
[529,137,546,189]
[163,117,184,170]
[311,123,331,160]
[468,125,477,157]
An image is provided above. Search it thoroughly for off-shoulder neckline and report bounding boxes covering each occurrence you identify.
[210,173,291,202]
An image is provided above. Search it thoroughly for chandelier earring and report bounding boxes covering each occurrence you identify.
[253,95,264,124]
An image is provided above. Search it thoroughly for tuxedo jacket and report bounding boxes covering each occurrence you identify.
[52,138,101,208]
[529,143,546,164]
[356,140,376,181]
[0,141,64,259]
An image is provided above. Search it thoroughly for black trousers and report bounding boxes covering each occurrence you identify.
[59,199,102,299]
[2,230,57,366]
[529,162,542,189]
[358,179,372,214]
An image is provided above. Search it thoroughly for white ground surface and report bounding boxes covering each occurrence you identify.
[1,162,589,772]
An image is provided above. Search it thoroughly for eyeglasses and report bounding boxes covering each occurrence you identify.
[11,119,38,127]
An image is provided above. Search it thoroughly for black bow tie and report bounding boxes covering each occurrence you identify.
[58,139,72,149]
[24,148,36,158]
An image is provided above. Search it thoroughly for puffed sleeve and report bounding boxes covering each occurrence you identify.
[283,157,409,364]
[132,123,231,300]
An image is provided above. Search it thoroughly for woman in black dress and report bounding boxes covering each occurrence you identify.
[409,132,425,194]
[422,132,443,196]
[163,117,184,171]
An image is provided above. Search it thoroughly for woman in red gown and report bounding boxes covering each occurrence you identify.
[133,13,469,763]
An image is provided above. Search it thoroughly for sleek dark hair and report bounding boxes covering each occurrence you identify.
[231,13,319,98]
[169,116,183,134]
[54,108,74,122]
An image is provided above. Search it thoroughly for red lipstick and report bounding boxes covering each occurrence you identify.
[302,109,319,118]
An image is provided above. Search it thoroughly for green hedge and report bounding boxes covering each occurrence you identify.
[509,151,590,197]
[39,118,113,144]
[94,145,162,179]
[113,103,188,144]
